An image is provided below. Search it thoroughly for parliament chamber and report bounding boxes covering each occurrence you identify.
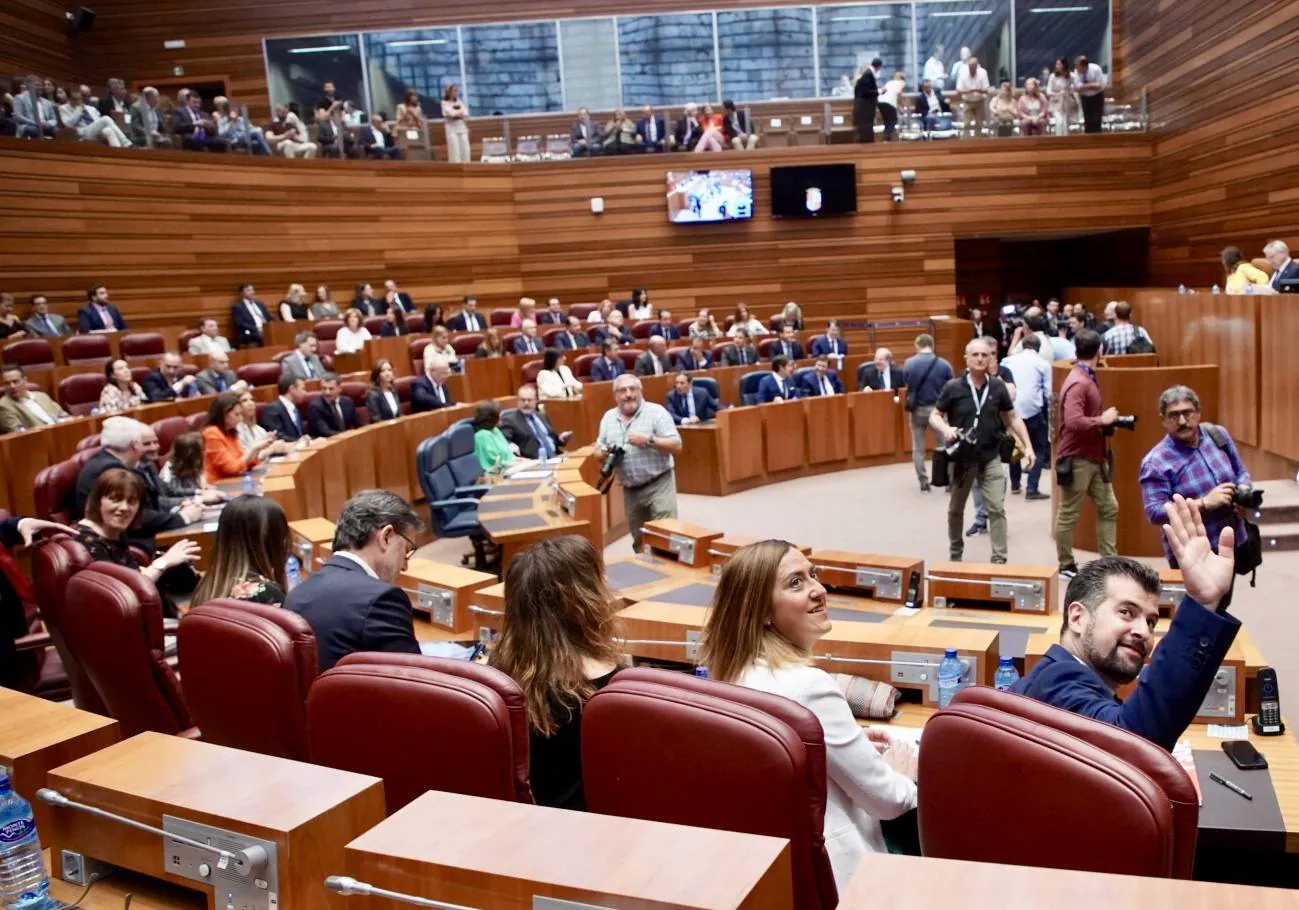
[5,0,1299,905]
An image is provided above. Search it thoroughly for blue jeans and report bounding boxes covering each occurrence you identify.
[1009,412,1050,493]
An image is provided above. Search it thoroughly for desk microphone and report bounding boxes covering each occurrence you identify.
[324,875,479,910]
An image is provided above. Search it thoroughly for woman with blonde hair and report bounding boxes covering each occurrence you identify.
[490,535,621,810]
[1016,78,1048,136]
[780,300,804,331]
[700,539,917,889]
[192,495,291,606]
[278,283,309,321]
[989,81,1016,137]
[1222,246,1272,294]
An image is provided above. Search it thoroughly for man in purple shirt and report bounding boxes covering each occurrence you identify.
[1139,384,1251,571]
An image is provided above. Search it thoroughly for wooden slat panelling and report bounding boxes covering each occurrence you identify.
[0,0,85,83]
[1258,294,1299,462]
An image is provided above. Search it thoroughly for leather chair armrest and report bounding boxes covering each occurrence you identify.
[15,631,52,652]
[454,484,491,499]
[432,498,481,516]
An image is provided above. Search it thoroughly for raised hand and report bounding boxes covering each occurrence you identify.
[1162,493,1235,610]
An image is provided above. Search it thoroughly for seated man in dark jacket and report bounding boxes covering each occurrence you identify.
[1012,495,1240,751]
[665,373,719,425]
[141,353,201,402]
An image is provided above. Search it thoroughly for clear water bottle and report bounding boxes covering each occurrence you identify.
[693,666,709,679]
[1245,283,1255,295]
[994,656,1020,690]
[1177,284,1187,295]
[0,769,52,910]
[241,473,255,496]
[1211,284,1220,295]
[937,648,965,709]
[284,555,302,592]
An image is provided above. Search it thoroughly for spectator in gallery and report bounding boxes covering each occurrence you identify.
[949,46,972,87]
[990,82,1017,137]
[780,301,804,331]
[602,108,638,154]
[695,103,727,152]
[1016,78,1049,136]
[675,104,703,151]
[690,308,723,340]
[56,86,132,148]
[571,107,601,157]
[915,79,951,131]
[98,358,145,414]
[0,293,27,340]
[334,308,372,356]
[853,59,880,143]
[24,294,70,337]
[278,283,310,322]
[13,75,56,138]
[877,71,905,142]
[637,105,667,152]
[722,100,758,151]
[1221,246,1271,294]
[311,285,341,319]
[955,55,990,138]
[171,91,229,152]
[101,78,130,115]
[362,114,402,159]
[476,328,506,359]
[1047,58,1076,136]
[537,348,583,400]
[728,302,768,338]
[1073,54,1107,134]
[442,83,471,164]
[129,87,163,147]
[394,88,425,134]
[832,74,854,98]
[267,104,317,159]
[216,101,272,155]
[923,45,947,88]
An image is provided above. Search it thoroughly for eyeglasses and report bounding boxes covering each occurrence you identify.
[1164,409,1198,424]
[396,531,416,561]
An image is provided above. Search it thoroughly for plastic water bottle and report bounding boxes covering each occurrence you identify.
[937,648,965,709]
[1177,284,1187,295]
[0,768,52,910]
[242,473,255,496]
[284,555,302,592]
[1245,283,1255,295]
[1211,284,1220,295]
[994,656,1020,691]
[693,666,709,679]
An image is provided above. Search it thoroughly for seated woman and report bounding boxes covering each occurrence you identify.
[536,348,583,399]
[75,468,201,614]
[475,328,506,358]
[1222,246,1273,294]
[423,303,445,333]
[990,82,1017,137]
[233,389,290,457]
[379,307,410,337]
[626,287,652,322]
[510,297,538,328]
[99,359,144,414]
[1015,78,1048,136]
[490,535,621,810]
[335,307,372,355]
[602,109,638,154]
[311,285,341,319]
[689,308,722,340]
[780,300,804,331]
[192,495,291,606]
[278,283,310,322]
[0,293,27,339]
[393,89,426,134]
[56,86,132,148]
[364,359,402,421]
[472,400,517,474]
[428,325,461,370]
[695,104,726,152]
[160,431,220,500]
[700,539,918,890]
[586,299,614,326]
[205,392,281,481]
[727,303,768,338]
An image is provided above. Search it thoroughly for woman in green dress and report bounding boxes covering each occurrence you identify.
[472,400,518,475]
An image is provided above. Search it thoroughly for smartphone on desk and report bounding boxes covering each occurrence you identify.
[1222,740,1269,771]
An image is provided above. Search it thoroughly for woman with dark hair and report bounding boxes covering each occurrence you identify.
[441,83,471,163]
[472,400,517,473]
[536,347,582,399]
[365,359,401,421]
[394,88,425,133]
[626,287,651,321]
[311,285,341,319]
[1047,57,1075,136]
[490,535,621,809]
[335,307,372,355]
[379,307,410,337]
[475,327,505,358]
[75,468,200,583]
[160,431,218,499]
[202,392,278,481]
[422,303,444,333]
[352,281,379,317]
[192,495,291,606]
[700,540,917,889]
[98,358,144,414]
[1222,246,1271,294]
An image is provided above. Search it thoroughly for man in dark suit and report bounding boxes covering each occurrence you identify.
[756,357,798,404]
[968,307,1005,355]
[1012,502,1240,752]
[170,93,229,152]
[800,356,844,397]
[194,350,244,396]
[589,340,624,383]
[914,79,952,129]
[570,108,601,157]
[722,329,760,367]
[853,59,882,143]
[361,114,402,160]
[24,295,70,337]
[675,336,713,372]
[77,284,127,333]
[306,374,360,438]
[382,279,414,315]
[769,325,805,362]
[500,384,570,459]
[637,105,667,152]
[666,373,719,425]
[231,282,272,348]
[284,490,425,671]
[74,416,202,534]
[537,298,565,325]
[260,375,310,442]
[1265,240,1299,291]
[411,352,455,412]
[648,309,680,341]
[722,100,758,150]
[634,337,673,377]
[555,315,591,350]
[810,321,848,359]
[857,348,905,391]
[142,353,201,402]
[447,295,485,333]
[512,320,545,356]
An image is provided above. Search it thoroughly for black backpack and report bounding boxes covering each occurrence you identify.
[1126,328,1155,354]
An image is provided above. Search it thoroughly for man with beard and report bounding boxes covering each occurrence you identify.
[1011,495,1239,751]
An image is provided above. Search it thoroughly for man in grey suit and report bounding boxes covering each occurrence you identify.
[23,295,70,337]
[13,77,55,139]
[280,331,327,382]
[634,336,673,377]
[194,350,247,396]
[130,87,164,147]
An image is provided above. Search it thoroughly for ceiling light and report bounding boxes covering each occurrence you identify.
[386,39,449,47]
[287,45,350,54]
[1028,5,1092,11]
[831,14,892,20]
[931,10,993,16]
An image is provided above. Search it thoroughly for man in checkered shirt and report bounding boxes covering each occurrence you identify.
[1101,301,1154,355]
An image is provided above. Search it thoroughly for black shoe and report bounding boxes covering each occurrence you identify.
[1025,491,1050,501]
[1059,563,1079,579]
[1010,486,1022,494]
[920,479,931,492]
[965,522,987,537]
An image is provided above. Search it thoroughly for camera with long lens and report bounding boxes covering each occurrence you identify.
[1232,485,1264,510]
[1101,415,1138,436]
[597,445,625,493]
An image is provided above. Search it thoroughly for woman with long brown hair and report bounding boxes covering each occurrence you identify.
[364,358,401,421]
[203,392,279,481]
[394,88,425,132]
[1222,246,1271,294]
[441,83,471,163]
[160,431,217,499]
[700,539,917,889]
[489,535,621,810]
[192,495,291,606]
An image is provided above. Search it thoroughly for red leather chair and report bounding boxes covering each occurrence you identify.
[667,346,689,367]
[34,458,83,523]
[573,353,599,379]
[177,329,201,352]
[711,340,734,362]
[308,653,533,814]
[314,320,343,342]
[616,349,640,372]
[119,332,165,358]
[150,416,190,458]
[490,308,515,327]
[936,686,1198,878]
[521,359,544,383]
[757,337,780,359]
[0,515,69,701]
[31,536,104,712]
[3,339,55,368]
[237,362,282,387]
[393,376,416,414]
[317,339,336,361]
[58,373,107,416]
[271,350,292,364]
[363,317,386,336]
[569,303,597,321]
[129,366,153,387]
[340,381,369,410]
[631,320,655,340]
[75,433,102,452]
[185,412,207,431]
[918,687,1182,878]
[583,668,837,910]
[408,338,432,373]
[178,600,317,760]
[451,333,483,356]
[404,314,424,334]
[61,335,112,365]
[542,328,566,348]
[675,319,694,339]
[61,563,196,737]
[501,331,522,353]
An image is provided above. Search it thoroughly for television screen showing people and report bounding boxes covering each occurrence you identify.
[665,170,753,224]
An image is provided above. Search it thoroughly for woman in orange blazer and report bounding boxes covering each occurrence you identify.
[202,393,278,482]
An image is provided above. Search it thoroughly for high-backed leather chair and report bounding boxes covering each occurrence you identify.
[521,359,544,383]
[490,308,514,327]
[408,337,432,373]
[446,420,483,487]
[119,332,165,358]
[501,331,522,353]
[307,653,533,814]
[30,536,102,711]
[237,362,282,387]
[452,333,483,356]
[58,373,107,415]
[631,320,655,340]
[178,600,317,760]
[942,686,1198,878]
[2,338,55,368]
[314,320,343,341]
[34,458,84,523]
[393,375,416,414]
[185,412,207,431]
[61,563,196,737]
[404,314,424,334]
[574,353,599,379]
[569,303,596,321]
[693,376,721,402]
[583,668,837,910]
[0,516,69,701]
[757,337,781,359]
[617,349,640,372]
[61,335,112,365]
[75,434,102,452]
[177,329,201,351]
[918,687,1181,878]
[739,370,768,405]
[150,415,190,458]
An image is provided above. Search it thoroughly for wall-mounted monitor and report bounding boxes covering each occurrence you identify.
[770,163,857,218]
[666,169,754,224]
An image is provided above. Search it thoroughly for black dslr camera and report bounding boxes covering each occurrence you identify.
[1101,415,1138,436]
[1232,485,1264,510]
[597,445,625,493]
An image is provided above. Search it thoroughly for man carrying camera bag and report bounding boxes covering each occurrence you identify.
[1054,329,1121,578]
[930,338,1035,564]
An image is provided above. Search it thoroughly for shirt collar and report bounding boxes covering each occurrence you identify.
[1074,361,1097,382]
[334,550,379,579]
[278,395,297,414]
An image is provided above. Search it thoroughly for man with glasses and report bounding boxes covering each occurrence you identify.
[929,337,1035,564]
[284,489,424,671]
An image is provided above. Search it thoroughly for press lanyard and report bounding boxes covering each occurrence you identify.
[966,375,990,413]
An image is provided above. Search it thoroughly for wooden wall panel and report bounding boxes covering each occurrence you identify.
[1258,295,1299,462]
[0,136,1152,334]
[0,0,85,83]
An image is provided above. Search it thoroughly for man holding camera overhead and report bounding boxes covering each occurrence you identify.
[1054,330,1121,579]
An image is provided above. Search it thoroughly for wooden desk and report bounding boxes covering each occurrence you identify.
[47,849,205,910]
[642,518,724,568]
[926,562,1060,614]
[289,517,337,575]
[477,479,590,572]
[344,790,792,910]
[399,557,497,633]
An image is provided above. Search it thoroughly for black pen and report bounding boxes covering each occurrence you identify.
[1209,771,1253,800]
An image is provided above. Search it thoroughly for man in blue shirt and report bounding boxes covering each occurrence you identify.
[1012,495,1240,751]
[756,356,798,403]
[1000,334,1053,499]
[901,333,953,492]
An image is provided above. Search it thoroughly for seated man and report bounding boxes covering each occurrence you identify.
[570,108,601,157]
[648,309,680,340]
[1012,495,1240,751]
[858,347,904,391]
[411,351,456,412]
[260,375,311,442]
[0,363,68,432]
[914,78,952,130]
[24,294,70,337]
[75,416,202,534]
[537,298,565,325]
[361,114,402,160]
[78,284,127,333]
[589,339,624,383]
[281,331,327,381]
[722,100,758,151]
[555,315,590,350]
[142,352,201,402]
[187,317,232,355]
[769,324,805,362]
[170,93,229,152]
[810,321,848,358]
[194,350,245,396]
[499,384,570,459]
[635,336,673,377]
[666,372,719,426]
[216,103,272,155]
[675,104,703,151]
[799,355,844,397]
[284,489,424,671]
[756,356,798,404]
[722,328,760,367]
[637,105,667,152]
[307,373,360,438]
[594,310,633,346]
[512,319,544,355]
[675,335,713,372]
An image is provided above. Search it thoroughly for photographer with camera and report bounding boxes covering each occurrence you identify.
[1054,329,1121,578]
[595,373,682,553]
[1139,385,1259,607]
[929,338,1035,564]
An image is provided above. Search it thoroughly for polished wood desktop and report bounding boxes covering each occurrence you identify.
[46,850,205,910]
[925,562,1060,614]
[344,790,793,910]
[642,518,724,568]
[399,557,498,633]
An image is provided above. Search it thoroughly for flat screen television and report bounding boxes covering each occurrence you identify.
[769,163,857,218]
[665,169,754,224]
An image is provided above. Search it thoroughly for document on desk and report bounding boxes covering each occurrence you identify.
[505,470,554,480]
[869,724,923,746]
[1207,724,1250,740]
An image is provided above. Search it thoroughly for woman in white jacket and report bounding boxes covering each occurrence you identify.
[700,539,918,891]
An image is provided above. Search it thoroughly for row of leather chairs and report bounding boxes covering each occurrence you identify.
[414,420,491,569]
